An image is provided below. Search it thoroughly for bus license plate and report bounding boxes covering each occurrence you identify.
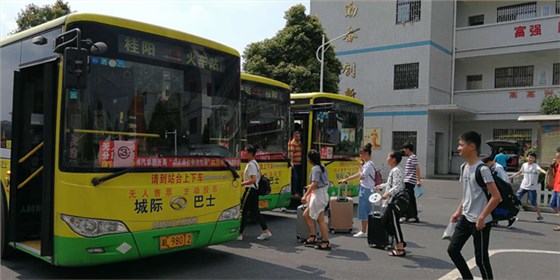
[159,233,192,250]
[258,200,269,209]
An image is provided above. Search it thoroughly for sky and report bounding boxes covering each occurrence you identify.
[0,0,310,56]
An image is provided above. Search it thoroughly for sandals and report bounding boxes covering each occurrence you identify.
[315,240,331,250]
[389,249,406,257]
[303,235,317,246]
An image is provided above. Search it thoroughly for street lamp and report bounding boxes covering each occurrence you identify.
[316,28,360,93]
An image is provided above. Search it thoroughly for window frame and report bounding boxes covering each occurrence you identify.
[396,0,422,25]
[494,65,534,88]
[394,62,419,90]
[392,131,417,151]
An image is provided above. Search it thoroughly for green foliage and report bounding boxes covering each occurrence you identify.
[11,0,72,35]
[539,95,560,115]
[242,4,342,93]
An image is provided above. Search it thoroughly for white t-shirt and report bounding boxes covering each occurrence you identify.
[460,161,494,223]
[360,160,376,190]
[244,160,260,189]
[519,162,541,190]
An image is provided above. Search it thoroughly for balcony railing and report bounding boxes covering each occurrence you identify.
[454,86,560,115]
[455,15,560,58]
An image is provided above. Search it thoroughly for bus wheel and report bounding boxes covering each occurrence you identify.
[1,187,14,260]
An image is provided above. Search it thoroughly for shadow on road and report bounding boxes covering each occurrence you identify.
[402,253,455,270]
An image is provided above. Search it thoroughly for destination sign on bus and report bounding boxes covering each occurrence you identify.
[118,35,224,72]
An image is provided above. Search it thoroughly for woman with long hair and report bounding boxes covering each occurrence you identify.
[302,150,331,250]
[238,145,272,241]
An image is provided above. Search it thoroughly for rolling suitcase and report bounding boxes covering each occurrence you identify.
[296,204,320,243]
[367,200,390,248]
[328,183,354,233]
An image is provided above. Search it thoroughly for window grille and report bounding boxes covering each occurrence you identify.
[466,75,483,90]
[497,2,537,23]
[396,0,421,24]
[556,0,560,14]
[495,66,534,88]
[468,15,484,26]
[394,63,419,90]
[392,131,417,151]
[493,129,532,142]
[554,63,559,85]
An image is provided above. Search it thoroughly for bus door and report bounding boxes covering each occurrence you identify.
[9,62,57,258]
[290,109,310,185]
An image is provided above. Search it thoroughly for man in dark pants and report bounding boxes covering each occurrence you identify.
[401,142,421,223]
[447,131,501,280]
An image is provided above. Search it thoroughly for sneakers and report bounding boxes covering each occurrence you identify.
[352,231,367,238]
[237,234,243,241]
[536,216,544,222]
[257,231,272,240]
[506,217,518,229]
[399,217,408,223]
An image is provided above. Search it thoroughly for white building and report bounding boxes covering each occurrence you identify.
[311,0,560,176]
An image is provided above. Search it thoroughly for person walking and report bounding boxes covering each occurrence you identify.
[447,131,501,280]
[401,142,421,223]
[376,151,407,257]
[238,145,272,241]
[339,143,376,238]
[509,152,547,222]
[301,150,331,250]
[550,147,560,231]
[289,131,303,198]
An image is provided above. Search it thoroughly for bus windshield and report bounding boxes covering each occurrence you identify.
[241,80,290,154]
[61,22,240,171]
[312,98,363,158]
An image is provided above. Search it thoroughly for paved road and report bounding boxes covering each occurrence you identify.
[2,179,559,279]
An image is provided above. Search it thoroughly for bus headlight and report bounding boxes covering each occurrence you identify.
[219,205,240,221]
[280,184,291,194]
[61,214,129,237]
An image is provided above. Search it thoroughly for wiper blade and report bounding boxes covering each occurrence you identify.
[214,156,240,180]
[91,168,134,186]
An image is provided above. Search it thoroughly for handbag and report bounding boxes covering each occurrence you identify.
[414,184,425,198]
[545,167,555,191]
[442,221,456,240]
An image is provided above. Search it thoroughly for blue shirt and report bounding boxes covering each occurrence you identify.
[494,153,509,168]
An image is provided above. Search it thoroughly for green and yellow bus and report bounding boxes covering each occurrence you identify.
[290,93,364,197]
[1,13,242,266]
[240,73,291,210]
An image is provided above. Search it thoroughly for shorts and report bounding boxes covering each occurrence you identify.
[516,189,537,206]
[358,187,373,221]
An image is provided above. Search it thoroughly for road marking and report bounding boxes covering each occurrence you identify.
[438,249,560,280]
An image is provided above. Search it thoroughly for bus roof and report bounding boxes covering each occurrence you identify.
[290,92,364,106]
[241,73,291,90]
[1,13,239,57]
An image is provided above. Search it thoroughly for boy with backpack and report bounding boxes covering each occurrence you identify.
[448,131,501,280]
[482,155,519,229]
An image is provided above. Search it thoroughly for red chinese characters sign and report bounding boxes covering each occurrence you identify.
[514,21,560,38]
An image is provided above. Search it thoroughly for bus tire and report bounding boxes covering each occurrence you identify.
[1,185,14,260]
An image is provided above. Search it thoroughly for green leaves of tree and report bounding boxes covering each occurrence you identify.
[540,95,560,115]
[243,4,342,93]
[11,0,72,35]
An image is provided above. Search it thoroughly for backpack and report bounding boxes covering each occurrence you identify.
[366,161,382,186]
[390,190,410,215]
[462,163,521,221]
[252,162,271,196]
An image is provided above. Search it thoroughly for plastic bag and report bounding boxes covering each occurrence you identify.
[414,184,425,198]
[442,221,456,240]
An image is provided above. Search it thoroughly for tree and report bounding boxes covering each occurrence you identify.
[243,4,342,93]
[11,0,72,35]
[539,95,560,115]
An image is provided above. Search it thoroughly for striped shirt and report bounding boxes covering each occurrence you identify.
[404,154,419,184]
[288,139,302,165]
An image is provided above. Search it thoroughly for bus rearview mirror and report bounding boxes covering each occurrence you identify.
[64,47,88,89]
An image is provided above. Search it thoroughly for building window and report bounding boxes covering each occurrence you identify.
[396,0,421,24]
[495,66,534,88]
[493,129,531,143]
[557,0,560,14]
[468,15,484,26]
[467,75,483,90]
[554,63,560,85]
[392,131,417,151]
[394,62,419,90]
[497,2,537,23]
